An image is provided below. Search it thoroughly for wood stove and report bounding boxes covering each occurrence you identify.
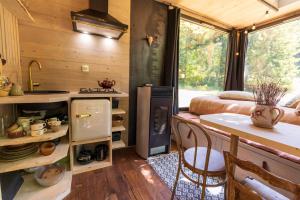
[136,86,173,159]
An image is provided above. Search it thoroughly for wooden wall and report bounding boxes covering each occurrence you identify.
[19,0,130,145]
[129,0,168,145]
[0,2,22,84]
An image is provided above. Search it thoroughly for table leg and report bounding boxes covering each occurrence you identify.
[227,135,239,200]
[230,135,239,157]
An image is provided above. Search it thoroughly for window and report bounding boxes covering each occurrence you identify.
[178,17,229,108]
[245,18,300,100]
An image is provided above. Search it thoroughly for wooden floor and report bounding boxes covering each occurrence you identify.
[65,147,173,200]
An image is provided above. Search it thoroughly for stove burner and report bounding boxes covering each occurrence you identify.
[79,88,120,94]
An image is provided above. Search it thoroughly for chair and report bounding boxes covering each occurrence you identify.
[171,115,226,200]
[223,151,300,200]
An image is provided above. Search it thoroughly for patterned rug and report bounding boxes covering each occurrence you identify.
[147,152,225,200]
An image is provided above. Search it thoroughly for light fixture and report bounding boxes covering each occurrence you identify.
[252,24,256,30]
[244,30,248,34]
[71,0,128,40]
[265,10,270,16]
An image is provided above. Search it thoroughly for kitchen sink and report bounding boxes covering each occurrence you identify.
[24,90,70,95]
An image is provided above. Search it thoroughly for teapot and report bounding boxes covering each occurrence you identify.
[97,78,116,89]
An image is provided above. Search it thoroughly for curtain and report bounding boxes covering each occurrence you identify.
[163,7,180,114]
[225,29,248,91]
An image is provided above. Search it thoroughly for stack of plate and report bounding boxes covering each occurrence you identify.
[0,144,38,162]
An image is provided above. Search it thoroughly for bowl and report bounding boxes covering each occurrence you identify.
[40,142,56,156]
[0,89,9,97]
[34,164,65,187]
[7,126,25,138]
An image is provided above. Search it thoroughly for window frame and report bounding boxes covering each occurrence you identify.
[178,14,230,110]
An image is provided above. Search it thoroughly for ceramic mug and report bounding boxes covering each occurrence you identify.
[35,120,45,124]
[31,123,46,131]
[46,118,58,123]
[251,105,284,129]
[31,128,47,136]
[17,117,33,126]
[47,120,61,126]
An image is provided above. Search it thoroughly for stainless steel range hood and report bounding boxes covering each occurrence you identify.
[71,0,128,39]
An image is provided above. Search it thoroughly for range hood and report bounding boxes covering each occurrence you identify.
[71,0,128,39]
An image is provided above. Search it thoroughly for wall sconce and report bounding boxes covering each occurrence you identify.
[145,34,158,47]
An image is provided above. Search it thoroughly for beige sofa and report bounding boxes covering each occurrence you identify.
[178,95,300,192]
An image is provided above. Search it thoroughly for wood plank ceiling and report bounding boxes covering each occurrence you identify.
[162,0,300,28]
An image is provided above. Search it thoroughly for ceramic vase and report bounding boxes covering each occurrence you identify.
[251,105,284,128]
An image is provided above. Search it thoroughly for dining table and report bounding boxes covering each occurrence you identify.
[199,113,300,158]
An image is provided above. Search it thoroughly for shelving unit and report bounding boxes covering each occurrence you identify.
[112,106,126,149]
[0,138,69,173]
[0,125,69,146]
[112,125,126,132]
[112,140,126,149]
[15,171,72,200]
[70,137,112,174]
[112,108,126,115]
[73,158,111,175]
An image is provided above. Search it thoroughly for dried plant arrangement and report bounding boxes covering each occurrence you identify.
[252,81,287,106]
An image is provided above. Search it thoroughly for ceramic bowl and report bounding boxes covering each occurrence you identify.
[0,89,9,97]
[7,126,25,138]
[34,164,65,187]
[40,142,56,156]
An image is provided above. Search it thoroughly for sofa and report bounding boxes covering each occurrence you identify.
[178,95,300,192]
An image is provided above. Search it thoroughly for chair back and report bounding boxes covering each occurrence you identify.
[171,115,212,171]
[223,151,300,200]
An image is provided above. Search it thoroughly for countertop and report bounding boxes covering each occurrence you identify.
[0,91,128,104]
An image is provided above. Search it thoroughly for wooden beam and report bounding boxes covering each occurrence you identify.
[154,0,232,30]
[257,0,279,11]
[247,8,300,32]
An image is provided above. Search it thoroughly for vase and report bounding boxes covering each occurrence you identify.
[251,105,284,128]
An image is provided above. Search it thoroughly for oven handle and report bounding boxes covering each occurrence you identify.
[76,113,92,118]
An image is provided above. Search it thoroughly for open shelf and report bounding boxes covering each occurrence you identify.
[71,136,111,146]
[15,171,72,200]
[0,138,69,173]
[112,108,126,115]
[0,125,69,147]
[112,125,126,132]
[72,159,112,175]
[112,140,126,149]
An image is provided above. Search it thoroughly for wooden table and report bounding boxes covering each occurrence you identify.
[200,113,300,158]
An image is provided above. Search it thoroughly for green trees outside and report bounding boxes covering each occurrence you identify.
[179,18,300,93]
[245,19,300,92]
[179,19,228,91]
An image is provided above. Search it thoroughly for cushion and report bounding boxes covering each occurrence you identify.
[184,147,225,172]
[285,93,300,108]
[296,104,300,116]
[218,91,254,101]
[189,96,300,125]
[242,177,289,200]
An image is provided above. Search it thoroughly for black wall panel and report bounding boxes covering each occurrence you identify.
[128,0,168,145]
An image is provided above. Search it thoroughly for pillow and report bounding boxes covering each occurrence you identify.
[285,93,300,108]
[218,91,254,101]
[296,104,300,116]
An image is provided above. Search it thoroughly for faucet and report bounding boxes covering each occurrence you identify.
[28,60,42,92]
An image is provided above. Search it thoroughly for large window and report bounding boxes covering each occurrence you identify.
[178,17,229,107]
[245,18,300,99]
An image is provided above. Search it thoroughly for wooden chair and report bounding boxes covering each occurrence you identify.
[223,151,300,200]
[171,115,226,200]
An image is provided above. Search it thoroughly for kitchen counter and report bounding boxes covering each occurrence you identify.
[0,91,128,104]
